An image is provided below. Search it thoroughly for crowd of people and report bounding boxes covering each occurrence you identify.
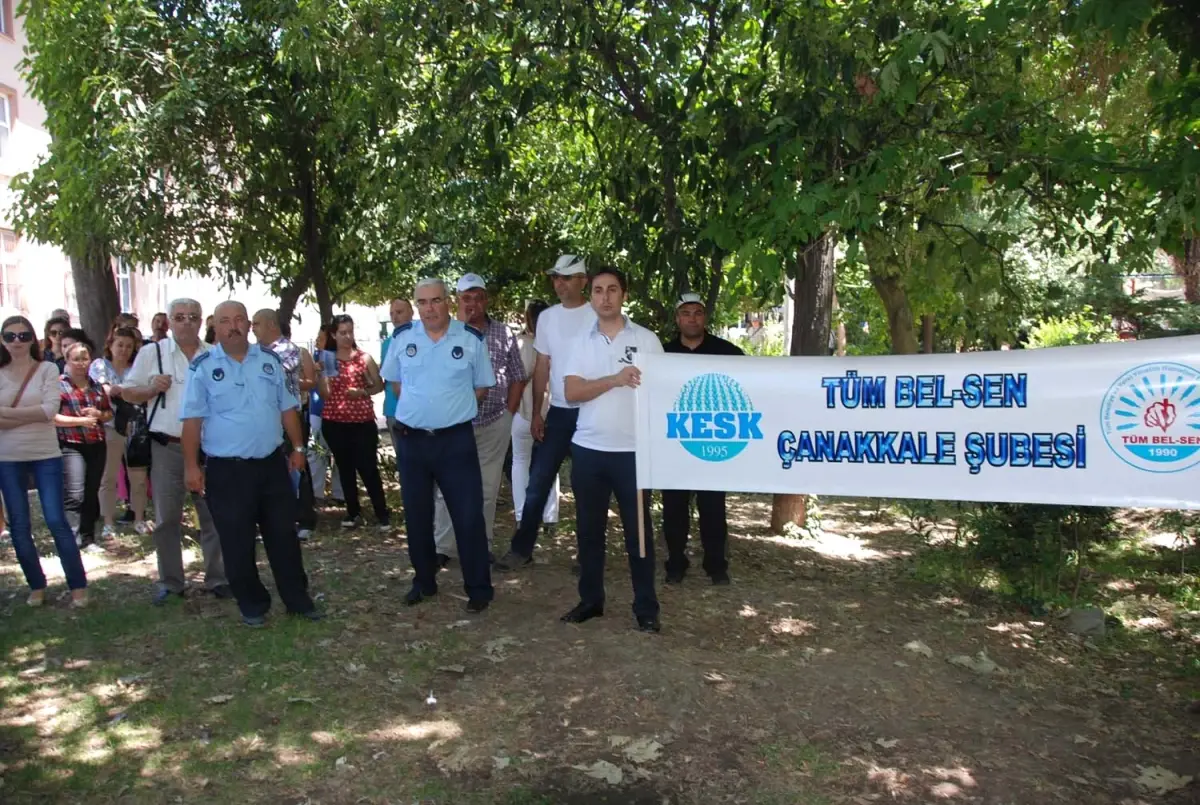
[0,255,743,632]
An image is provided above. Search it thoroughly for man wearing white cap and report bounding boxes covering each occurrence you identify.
[661,293,743,585]
[433,273,527,561]
[495,254,596,570]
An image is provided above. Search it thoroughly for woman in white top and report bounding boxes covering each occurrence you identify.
[90,326,151,537]
[511,301,560,531]
[0,315,88,608]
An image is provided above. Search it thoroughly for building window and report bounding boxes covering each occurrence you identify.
[0,230,18,310]
[0,94,11,159]
[0,1,10,38]
[116,258,133,312]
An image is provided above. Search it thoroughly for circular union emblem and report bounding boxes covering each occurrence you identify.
[212,368,225,381]
[1100,361,1200,474]
[670,372,758,463]
[405,343,417,357]
[263,362,275,375]
[451,346,464,359]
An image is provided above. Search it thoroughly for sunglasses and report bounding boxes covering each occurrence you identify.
[172,313,202,323]
[48,329,65,337]
[3,331,35,343]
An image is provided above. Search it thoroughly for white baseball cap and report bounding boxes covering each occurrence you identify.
[675,292,704,310]
[546,254,587,276]
[456,273,486,293]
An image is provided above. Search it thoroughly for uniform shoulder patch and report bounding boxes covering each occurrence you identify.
[463,324,485,341]
[189,352,212,372]
[393,322,414,334]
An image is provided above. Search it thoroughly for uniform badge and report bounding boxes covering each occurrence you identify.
[263,362,275,375]
[451,346,464,359]
[405,343,417,357]
[212,368,225,381]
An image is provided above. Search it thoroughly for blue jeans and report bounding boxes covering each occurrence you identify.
[0,457,88,591]
[571,445,658,618]
[509,406,578,557]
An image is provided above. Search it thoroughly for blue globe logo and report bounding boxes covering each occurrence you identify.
[666,373,763,462]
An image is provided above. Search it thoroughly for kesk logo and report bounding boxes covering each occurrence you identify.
[667,373,763,462]
[1100,361,1200,474]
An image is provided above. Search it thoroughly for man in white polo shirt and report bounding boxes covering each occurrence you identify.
[124,298,229,605]
[559,266,662,633]
[495,254,596,570]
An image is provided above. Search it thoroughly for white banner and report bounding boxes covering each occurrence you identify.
[634,337,1200,509]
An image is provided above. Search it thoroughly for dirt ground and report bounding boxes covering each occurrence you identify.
[1,484,1197,804]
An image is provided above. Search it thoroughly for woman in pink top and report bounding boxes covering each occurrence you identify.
[317,314,390,530]
[0,315,88,608]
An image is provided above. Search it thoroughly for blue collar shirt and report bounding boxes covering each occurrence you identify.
[380,320,496,430]
[181,343,300,459]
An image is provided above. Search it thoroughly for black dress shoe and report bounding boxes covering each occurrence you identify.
[405,587,435,606]
[636,615,661,633]
[292,609,325,622]
[709,571,731,586]
[560,602,604,624]
[436,553,452,570]
[210,584,235,600]
[465,599,489,614]
[494,551,532,571]
[664,568,686,585]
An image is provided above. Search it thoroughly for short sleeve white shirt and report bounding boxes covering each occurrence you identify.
[564,316,663,452]
[533,302,597,409]
[126,336,210,438]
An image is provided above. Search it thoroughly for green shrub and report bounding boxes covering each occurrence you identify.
[1026,306,1117,348]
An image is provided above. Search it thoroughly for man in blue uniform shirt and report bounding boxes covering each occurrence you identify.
[182,301,319,627]
[381,297,414,466]
[380,278,496,612]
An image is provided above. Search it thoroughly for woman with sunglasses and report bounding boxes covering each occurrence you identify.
[41,316,69,371]
[0,316,88,607]
[56,340,113,553]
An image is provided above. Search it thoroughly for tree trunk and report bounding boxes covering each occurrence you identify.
[772,232,836,530]
[1173,238,1200,304]
[298,149,332,325]
[869,270,920,355]
[832,290,847,357]
[922,314,935,354]
[70,238,119,349]
[704,251,723,317]
[277,273,311,330]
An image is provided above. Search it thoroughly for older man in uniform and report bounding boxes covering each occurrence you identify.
[661,293,744,585]
[432,273,526,563]
[181,301,319,627]
[381,278,496,613]
[124,298,229,605]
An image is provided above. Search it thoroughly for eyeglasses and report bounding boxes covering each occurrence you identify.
[48,329,65,337]
[2,331,35,343]
[172,313,202,323]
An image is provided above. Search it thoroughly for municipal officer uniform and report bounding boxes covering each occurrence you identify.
[380,320,496,607]
[181,344,316,619]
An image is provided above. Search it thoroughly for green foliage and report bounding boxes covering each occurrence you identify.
[1026,307,1119,348]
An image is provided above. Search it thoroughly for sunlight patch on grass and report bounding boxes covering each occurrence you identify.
[365,718,463,743]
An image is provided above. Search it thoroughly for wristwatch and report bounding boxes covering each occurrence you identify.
[292,445,305,453]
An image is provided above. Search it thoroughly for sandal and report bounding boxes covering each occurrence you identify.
[26,590,45,607]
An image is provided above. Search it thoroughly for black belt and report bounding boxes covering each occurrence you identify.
[206,445,285,463]
[395,420,472,438]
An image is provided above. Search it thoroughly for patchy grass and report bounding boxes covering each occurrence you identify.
[1,487,1198,804]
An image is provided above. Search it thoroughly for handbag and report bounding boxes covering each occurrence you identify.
[124,404,152,468]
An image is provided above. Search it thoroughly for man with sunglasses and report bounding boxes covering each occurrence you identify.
[124,298,230,605]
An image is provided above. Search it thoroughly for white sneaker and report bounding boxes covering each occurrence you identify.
[341,516,362,529]
[377,522,392,533]
[297,529,313,541]
[101,525,117,540]
[134,521,151,536]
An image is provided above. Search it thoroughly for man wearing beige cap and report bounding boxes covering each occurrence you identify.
[433,273,527,562]
[495,255,595,570]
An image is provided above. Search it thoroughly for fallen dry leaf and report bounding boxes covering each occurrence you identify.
[622,737,663,764]
[572,760,623,785]
[205,694,233,705]
[903,641,933,658]
[1133,765,1192,795]
[436,664,466,675]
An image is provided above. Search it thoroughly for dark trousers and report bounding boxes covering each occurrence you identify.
[322,419,389,523]
[61,441,106,543]
[293,412,316,531]
[396,421,493,602]
[509,406,578,557]
[661,489,729,576]
[571,445,658,618]
[205,451,314,618]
